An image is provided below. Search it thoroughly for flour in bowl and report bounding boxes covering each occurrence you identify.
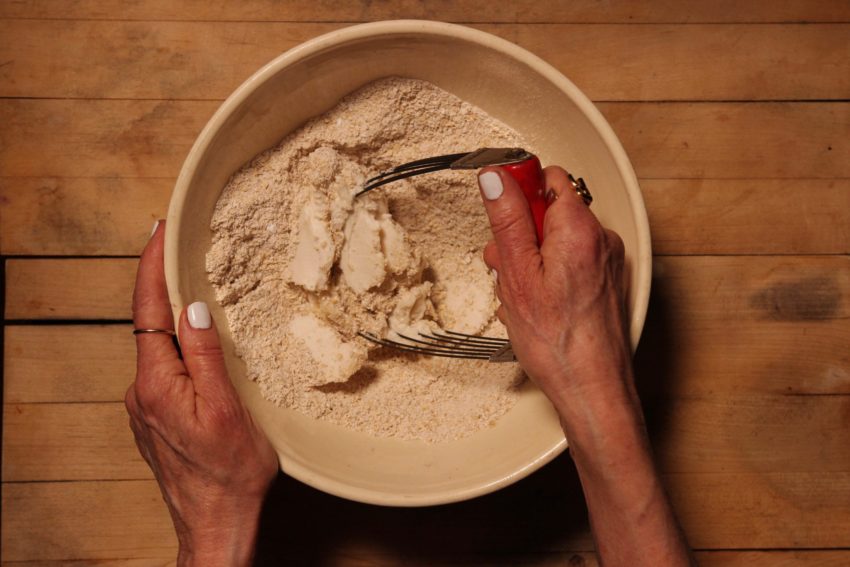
[206,77,530,442]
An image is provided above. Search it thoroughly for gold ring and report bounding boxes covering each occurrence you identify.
[568,174,592,206]
[132,329,176,336]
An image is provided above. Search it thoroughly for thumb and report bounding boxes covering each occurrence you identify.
[477,166,543,280]
[178,301,239,403]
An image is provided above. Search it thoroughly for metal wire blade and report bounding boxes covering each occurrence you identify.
[373,152,468,176]
[356,164,452,197]
[356,152,470,197]
[359,332,492,360]
[358,330,514,362]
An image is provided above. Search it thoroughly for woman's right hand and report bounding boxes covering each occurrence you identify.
[476,165,635,415]
[477,165,694,567]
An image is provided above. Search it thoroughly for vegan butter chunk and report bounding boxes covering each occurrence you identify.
[288,313,367,384]
[288,199,335,291]
[206,77,530,443]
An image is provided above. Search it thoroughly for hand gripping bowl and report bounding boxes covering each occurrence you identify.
[165,20,651,506]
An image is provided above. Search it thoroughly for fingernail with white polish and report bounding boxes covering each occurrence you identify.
[491,268,498,283]
[187,301,211,330]
[479,171,504,200]
[150,220,160,238]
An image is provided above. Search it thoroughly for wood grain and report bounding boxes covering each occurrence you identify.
[1,481,177,563]
[1,100,847,180]
[2,21,848,101]
[3,177,848,256]
[1,0,847,23]
[601,102,850,179]
[2,403,151,482]
[670,472,850,549]
[643,179,850,255]
[696,551,850,567]
[0,99,217,179]
[4,394,849,482]
[0,177,169,256]
[5,259,136,320]
[3,325,135,403]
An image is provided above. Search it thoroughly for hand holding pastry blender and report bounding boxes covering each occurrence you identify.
[356,148,591,362]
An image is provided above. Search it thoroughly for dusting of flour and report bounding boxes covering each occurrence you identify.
[206,77,529,443]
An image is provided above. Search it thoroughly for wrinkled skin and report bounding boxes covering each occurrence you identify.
[126,221,278,566]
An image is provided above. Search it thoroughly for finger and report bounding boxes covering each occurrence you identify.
[541,166,600,243]
[495,304,507,324]
[124,383,140,417]
[125,386,155,464]
[482,240,500,272]
[477,166,543,282]
[128,413,154,468]
[178,301,240,404]
[133,221,185,379]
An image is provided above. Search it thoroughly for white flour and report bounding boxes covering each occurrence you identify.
[207,77,529,442]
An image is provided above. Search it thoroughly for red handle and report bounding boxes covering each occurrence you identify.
[501,155,548,244]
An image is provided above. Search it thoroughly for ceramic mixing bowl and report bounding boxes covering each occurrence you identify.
[165,20,651,506]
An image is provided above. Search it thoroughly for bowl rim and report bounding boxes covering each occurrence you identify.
[166,19,652,506]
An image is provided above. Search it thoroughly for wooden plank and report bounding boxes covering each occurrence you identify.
[2,21,848,101]
[0,177,168,256]
[1,481,177,563]
[2,472,850,562]
[514,24,850,102]
[1,0,847,23]
[1,100,847,181]
[2,403,151,482]
[671,472,850,549]
[3,325,134,403]
[696,552,850,567]
[601,102,850,180]
[0,99,217,179]
[3,176,848,256]
[643,179,850,256]
[5,258,137,320]
[652,396,850,474]
[3,393,849,482]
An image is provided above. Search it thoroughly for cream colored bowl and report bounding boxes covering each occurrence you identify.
[165,20,651,506]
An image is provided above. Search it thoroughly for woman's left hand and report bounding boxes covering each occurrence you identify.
[126,221,279,567]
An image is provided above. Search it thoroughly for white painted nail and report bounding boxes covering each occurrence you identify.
[491,268,498,283]
[187,301,211,330]
[150,220,160,238]
[479,171,504,200]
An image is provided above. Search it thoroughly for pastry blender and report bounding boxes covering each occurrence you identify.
[356,147,590,362]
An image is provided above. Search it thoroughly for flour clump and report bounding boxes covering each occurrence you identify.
[207,77,530,442]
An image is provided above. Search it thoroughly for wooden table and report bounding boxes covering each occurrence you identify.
[2,2,849,565]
